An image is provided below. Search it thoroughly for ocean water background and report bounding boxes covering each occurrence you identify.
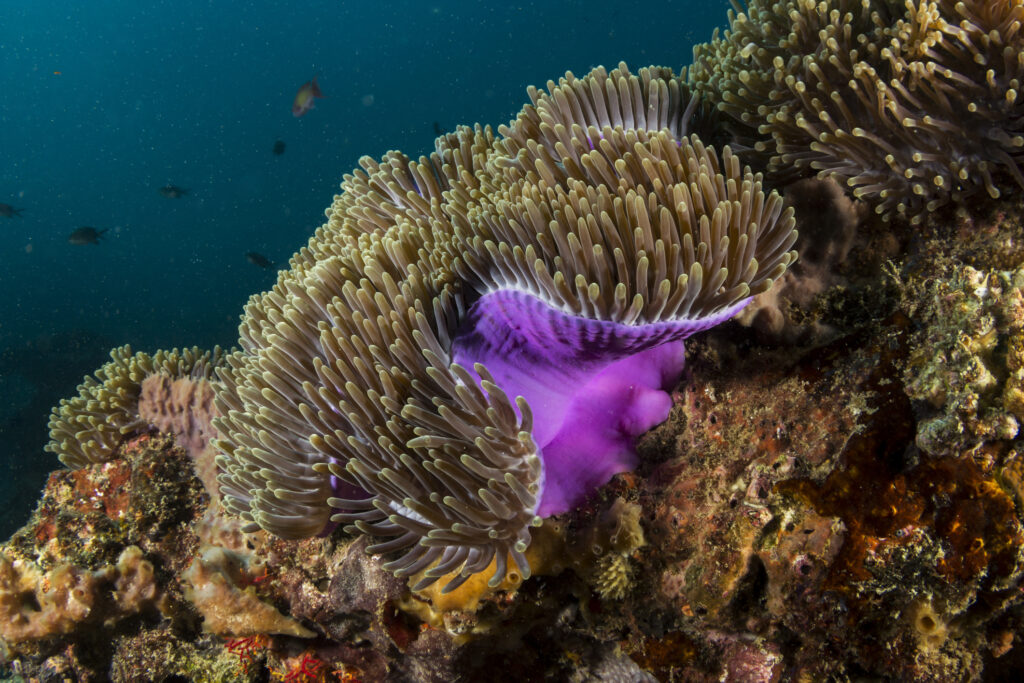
[0,0,729,538]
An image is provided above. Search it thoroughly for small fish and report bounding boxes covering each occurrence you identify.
[246,252,274,269]
[292,76,324,117]
[272,139,286,156]
[432,121,443,136]
[159,184,189,199]
[68,227,108,245]
[0,203,24,218]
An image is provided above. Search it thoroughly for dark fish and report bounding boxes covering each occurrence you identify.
[246,252,274,269]
[432,121,443,136]
[68,227,108,245]
[0,203,24,218]
[272,139,286,156]
[159,184,189,199]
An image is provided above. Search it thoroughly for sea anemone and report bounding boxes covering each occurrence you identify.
[213,126,498,541]
[47,345,225,469]
[213,63,798,591]
[690,0,1024,223]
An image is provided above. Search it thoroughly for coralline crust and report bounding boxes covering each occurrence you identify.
[691,0,1024,223]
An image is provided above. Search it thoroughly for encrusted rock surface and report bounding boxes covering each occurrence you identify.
[4,202,1024,682]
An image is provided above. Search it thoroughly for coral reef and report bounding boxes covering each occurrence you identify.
[7,5,1024,678]
[4,183,1024,683]
[1,432,204,661]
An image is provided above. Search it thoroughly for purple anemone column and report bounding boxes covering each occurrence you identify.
[451,289,749,516]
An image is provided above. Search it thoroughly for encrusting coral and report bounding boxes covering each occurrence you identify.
[182,546,313,638]
[903,264,1024,455]
[0,545,156,646]
[212,61,798,593]
[690,0,1024,223]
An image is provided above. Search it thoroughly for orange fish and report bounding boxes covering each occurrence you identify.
[291,76,323,117]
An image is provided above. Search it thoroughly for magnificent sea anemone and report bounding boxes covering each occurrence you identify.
[213,63,799,591]
[690,0,1024,223]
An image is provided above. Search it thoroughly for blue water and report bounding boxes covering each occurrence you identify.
[0,0,729,537]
